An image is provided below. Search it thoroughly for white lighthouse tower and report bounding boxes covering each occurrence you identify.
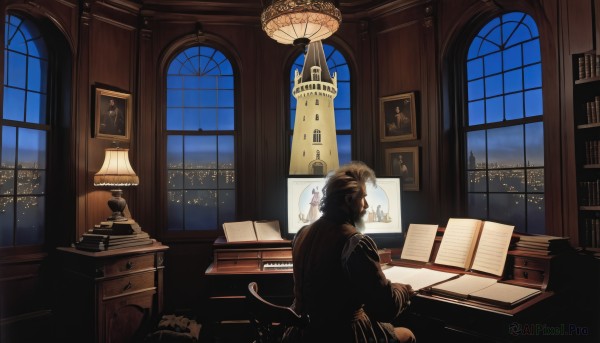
[289,40,339,175]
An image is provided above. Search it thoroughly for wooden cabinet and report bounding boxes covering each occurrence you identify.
[56,242,168,343]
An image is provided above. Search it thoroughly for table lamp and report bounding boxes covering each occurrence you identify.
[93,148,139,222]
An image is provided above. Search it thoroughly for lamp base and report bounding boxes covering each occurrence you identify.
[107,189,129,222]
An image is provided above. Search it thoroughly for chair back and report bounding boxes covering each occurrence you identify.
[246,282,308,343]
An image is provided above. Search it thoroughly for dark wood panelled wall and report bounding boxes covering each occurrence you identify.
[0,0,593,339]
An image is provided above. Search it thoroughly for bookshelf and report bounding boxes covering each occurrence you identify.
[573,52,600,248]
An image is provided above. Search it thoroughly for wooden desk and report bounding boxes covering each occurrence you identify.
[404,290,558,342]
[203,233,575,341]
[389,250,573,342]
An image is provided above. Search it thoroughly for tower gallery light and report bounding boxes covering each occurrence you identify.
[261,0,342,47]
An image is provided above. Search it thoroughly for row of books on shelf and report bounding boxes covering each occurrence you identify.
[583,218,600,248]
[382,219,570,308]
[583,96,600,124]
[577,53,600,80]
[584,141,600,165]
[578,180,600,206]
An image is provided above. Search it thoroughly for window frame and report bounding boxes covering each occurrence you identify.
[1,12,51,252]
[160,42,239,238]
[461,11,545,233]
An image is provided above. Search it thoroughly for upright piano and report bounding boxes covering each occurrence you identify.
[204,237,294,321]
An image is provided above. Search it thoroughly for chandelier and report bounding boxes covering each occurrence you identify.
[261,0,342,46]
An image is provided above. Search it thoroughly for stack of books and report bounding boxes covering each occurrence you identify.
[74,230,153,252]
[512,235,572,256]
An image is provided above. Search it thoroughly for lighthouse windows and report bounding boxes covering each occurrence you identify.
[313,129,321,143]
[315,114,319,121]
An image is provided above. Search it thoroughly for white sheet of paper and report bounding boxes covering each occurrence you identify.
[469,282,541,306]
[254,220,283,241]
[471,221,514,276]
[400,224,438,262]
[383,266,458,291]
[434,218,482,269]
[223,221,257,242]
[431,274,498,298]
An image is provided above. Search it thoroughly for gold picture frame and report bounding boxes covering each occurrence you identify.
[94,88,132,141]
[385,146,419,191]
[379,92,417,142]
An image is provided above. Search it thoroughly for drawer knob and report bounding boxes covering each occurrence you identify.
[123,281,133,291]
[523,271,528,279]
[524,260,528,266]
[126,261,134,270]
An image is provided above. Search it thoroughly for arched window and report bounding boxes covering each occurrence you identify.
[290,44,351,165]
[1,14,49,247]
[313,129,321,143]
[464,12,544,233]
[165,45,236,231]
[315,114,319,121]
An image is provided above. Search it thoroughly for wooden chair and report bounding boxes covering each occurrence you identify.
[246,282,309,343]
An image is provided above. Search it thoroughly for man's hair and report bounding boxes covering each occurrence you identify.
[320,161,376,214]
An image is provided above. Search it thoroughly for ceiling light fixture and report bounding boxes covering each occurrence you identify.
[261,0,342,47]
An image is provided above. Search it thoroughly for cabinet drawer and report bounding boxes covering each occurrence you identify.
[217,260,260,271]
[513,267,545,283]
[513,256,546,270]
[103,271,155,299]
[216,251,260,259]
[216,259,260,271]
[104,254,155,276]
[262,250,292,259]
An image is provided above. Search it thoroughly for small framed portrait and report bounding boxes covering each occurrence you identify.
[94,88,132,141]
[385,146,419,191]
[379,92,417,142]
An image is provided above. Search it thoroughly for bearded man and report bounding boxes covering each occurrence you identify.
[284,161,416,343]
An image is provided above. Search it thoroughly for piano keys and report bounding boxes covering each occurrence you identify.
[262,261,293,271]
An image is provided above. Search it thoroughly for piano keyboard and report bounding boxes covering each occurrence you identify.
[262,261,293,271]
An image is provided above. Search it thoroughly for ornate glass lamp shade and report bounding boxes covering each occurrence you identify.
[94,148,139,221]
[261,0,342,46]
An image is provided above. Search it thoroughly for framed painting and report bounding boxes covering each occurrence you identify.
[94,88,132,141]
[379,92,417,142]
[385,146,420,191]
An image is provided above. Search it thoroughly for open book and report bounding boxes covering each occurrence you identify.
[431,274,541,308]
[382,266,458,291]
[223,220,283,242]
[434,218,515,276]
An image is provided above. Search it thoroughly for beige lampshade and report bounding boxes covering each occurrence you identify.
[261,0,342,46]
[94,148,139,186]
